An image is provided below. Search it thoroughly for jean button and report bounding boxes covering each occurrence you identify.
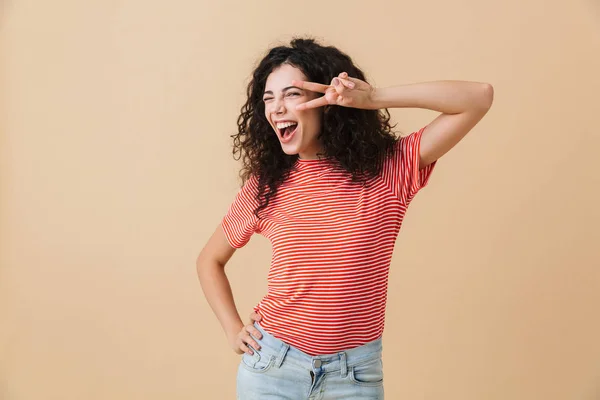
[313,359,322,368]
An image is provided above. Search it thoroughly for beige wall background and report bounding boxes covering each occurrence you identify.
[1,1,599,399]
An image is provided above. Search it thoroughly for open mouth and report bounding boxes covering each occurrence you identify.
[276,121,298,141]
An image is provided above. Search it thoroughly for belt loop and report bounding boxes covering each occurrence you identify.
[339,352,348,378]
[274,342,290,368]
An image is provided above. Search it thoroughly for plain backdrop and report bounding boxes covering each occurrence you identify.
[1,1,599,399]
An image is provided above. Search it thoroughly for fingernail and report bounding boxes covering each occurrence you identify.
[348,82,355,88]
[333,78,340,86]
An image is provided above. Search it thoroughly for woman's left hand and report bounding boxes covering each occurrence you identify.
[293,72,375,111]
[249,311,261,323]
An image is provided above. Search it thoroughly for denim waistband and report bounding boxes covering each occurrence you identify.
[251,322,383,374]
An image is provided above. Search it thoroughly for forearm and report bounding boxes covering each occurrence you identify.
[197,259,244,342]
[369,80,493,114]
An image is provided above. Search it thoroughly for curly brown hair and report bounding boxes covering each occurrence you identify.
[231,37,400,219]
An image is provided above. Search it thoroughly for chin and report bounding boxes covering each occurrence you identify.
[280,138,302,156]
[281,147,301,156]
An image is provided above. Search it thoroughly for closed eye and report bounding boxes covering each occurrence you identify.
[263,92,301,102]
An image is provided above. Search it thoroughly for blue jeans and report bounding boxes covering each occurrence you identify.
[236,322,384,399]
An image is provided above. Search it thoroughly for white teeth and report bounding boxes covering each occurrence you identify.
[276,121,298,129]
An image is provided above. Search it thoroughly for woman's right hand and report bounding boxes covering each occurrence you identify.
[229,312,263,355]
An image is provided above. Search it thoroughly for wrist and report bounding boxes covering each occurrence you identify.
[367,86,384,110]
[225,320,244,342]
[368,85,414,110]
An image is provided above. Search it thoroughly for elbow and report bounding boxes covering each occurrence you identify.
[479,83,494,111]
[196,252,226,276]
[196,252,211,277]
[196,254,206,280]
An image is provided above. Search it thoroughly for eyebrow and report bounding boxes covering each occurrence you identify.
[263,86,303,95]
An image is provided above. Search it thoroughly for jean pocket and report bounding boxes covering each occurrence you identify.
[349,358,384,387]
[240,345,276,374]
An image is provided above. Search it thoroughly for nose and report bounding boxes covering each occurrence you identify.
[272,97,285,115]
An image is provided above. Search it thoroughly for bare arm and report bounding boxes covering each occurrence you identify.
[370,80,494,168]
[294,76,494,169]
[196,224,262,355]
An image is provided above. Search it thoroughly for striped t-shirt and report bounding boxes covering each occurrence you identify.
[221,127,436,356]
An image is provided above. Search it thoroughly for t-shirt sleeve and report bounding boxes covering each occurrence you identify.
[384,126,437,204]
[221,174,261,249]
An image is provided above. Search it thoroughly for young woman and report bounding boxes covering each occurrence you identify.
[197,38,493,399]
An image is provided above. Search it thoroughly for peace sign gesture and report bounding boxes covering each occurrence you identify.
[293,72,376,111]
